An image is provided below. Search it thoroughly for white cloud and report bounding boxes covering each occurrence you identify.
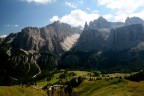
[103,14,113,21]
[0,35,7,38]
[98,0,144,22]
[65,1,83,9]
[4,24,19,27]
[77,0,84,5]
[86,7,91,11]
[14,25,19,27]
[98,0,144,14]
[50,9,99,27]
[50,16,59,22]
[129,10,144,20]
[4,24,10,27]
[65,1,77,8]
[22,0,55,4]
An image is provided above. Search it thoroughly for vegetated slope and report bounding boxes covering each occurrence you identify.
[36,70,144,96]
[73,79,144,96]
[0,86,47,96]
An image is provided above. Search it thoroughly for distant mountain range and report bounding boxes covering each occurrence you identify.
[59,16,144,72]
[73,17,144,52]
[1,16,144,84]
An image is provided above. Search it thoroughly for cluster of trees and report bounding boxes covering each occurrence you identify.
[125,70,144,82]
[59,71,76,80]
[59,50,144,73]
[64,76,84,96]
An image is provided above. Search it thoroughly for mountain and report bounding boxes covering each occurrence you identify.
[108,24,144,51]
[0,37,5,44]
[1,16,144,85]
[74,26,110,52]
[0,21,82,85]
[125,17,144,25]
[89,16,124,29]
[7,21,81,55]
[73,16,144,52]
[89,16,111,29]
[60,17,144,72]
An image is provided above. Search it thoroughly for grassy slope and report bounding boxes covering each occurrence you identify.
[37,71,90,87]
[0,86,47,96]
[1,71,144,96]
[74,79,144,96]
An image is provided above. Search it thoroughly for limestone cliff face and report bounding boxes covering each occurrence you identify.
[108,24,144,51]
[73,17,111,52]
[73,17,144,52]
[125,17,144,26]
[74,28,110,52]
[89,16,124,29]
[6,21,82,55]
[89,17,111,29]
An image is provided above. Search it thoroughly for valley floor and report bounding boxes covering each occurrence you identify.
[0,71,144,96]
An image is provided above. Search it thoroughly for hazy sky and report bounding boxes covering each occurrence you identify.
[0,0,144,36]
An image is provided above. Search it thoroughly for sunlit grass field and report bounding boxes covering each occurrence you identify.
[0,86,47,96]
[73,79,144,96]
[0,71,144,96]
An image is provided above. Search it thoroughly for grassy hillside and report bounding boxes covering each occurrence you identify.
[37,71,90,87]
[0,86,47,96]
[73,79,144,96]
[1,71,144,96]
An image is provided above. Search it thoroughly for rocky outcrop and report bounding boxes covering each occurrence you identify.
[73,17,144,52]
[0,37,5,44]
[89,16,111,29]
[5,21,82,55]
[61,33,80,51]
[0,21,82,82]
[125,17,144,26]
[74,28,110,52]
[89,16,124,29]
[108,24,144,51]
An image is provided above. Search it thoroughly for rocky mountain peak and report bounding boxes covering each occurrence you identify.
[97,16,108,22]
[3,22,82,55]
[84,22,89,30]
[125,17,144,25]
[73,17,144,52]
[51,20,61,27]
[89,16,111,29]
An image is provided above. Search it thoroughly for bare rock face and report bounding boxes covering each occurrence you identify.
[74,28,110,52]
[61,33,80,51]
[89,16,111,29]
[6,21,82,55]
[73,18,111,52]
[89,16,124,29]
[125,17,144,26]
[108,24,144,51]
[73,17,144,52]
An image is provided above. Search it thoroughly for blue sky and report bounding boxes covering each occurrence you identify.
[0,0,144,36]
